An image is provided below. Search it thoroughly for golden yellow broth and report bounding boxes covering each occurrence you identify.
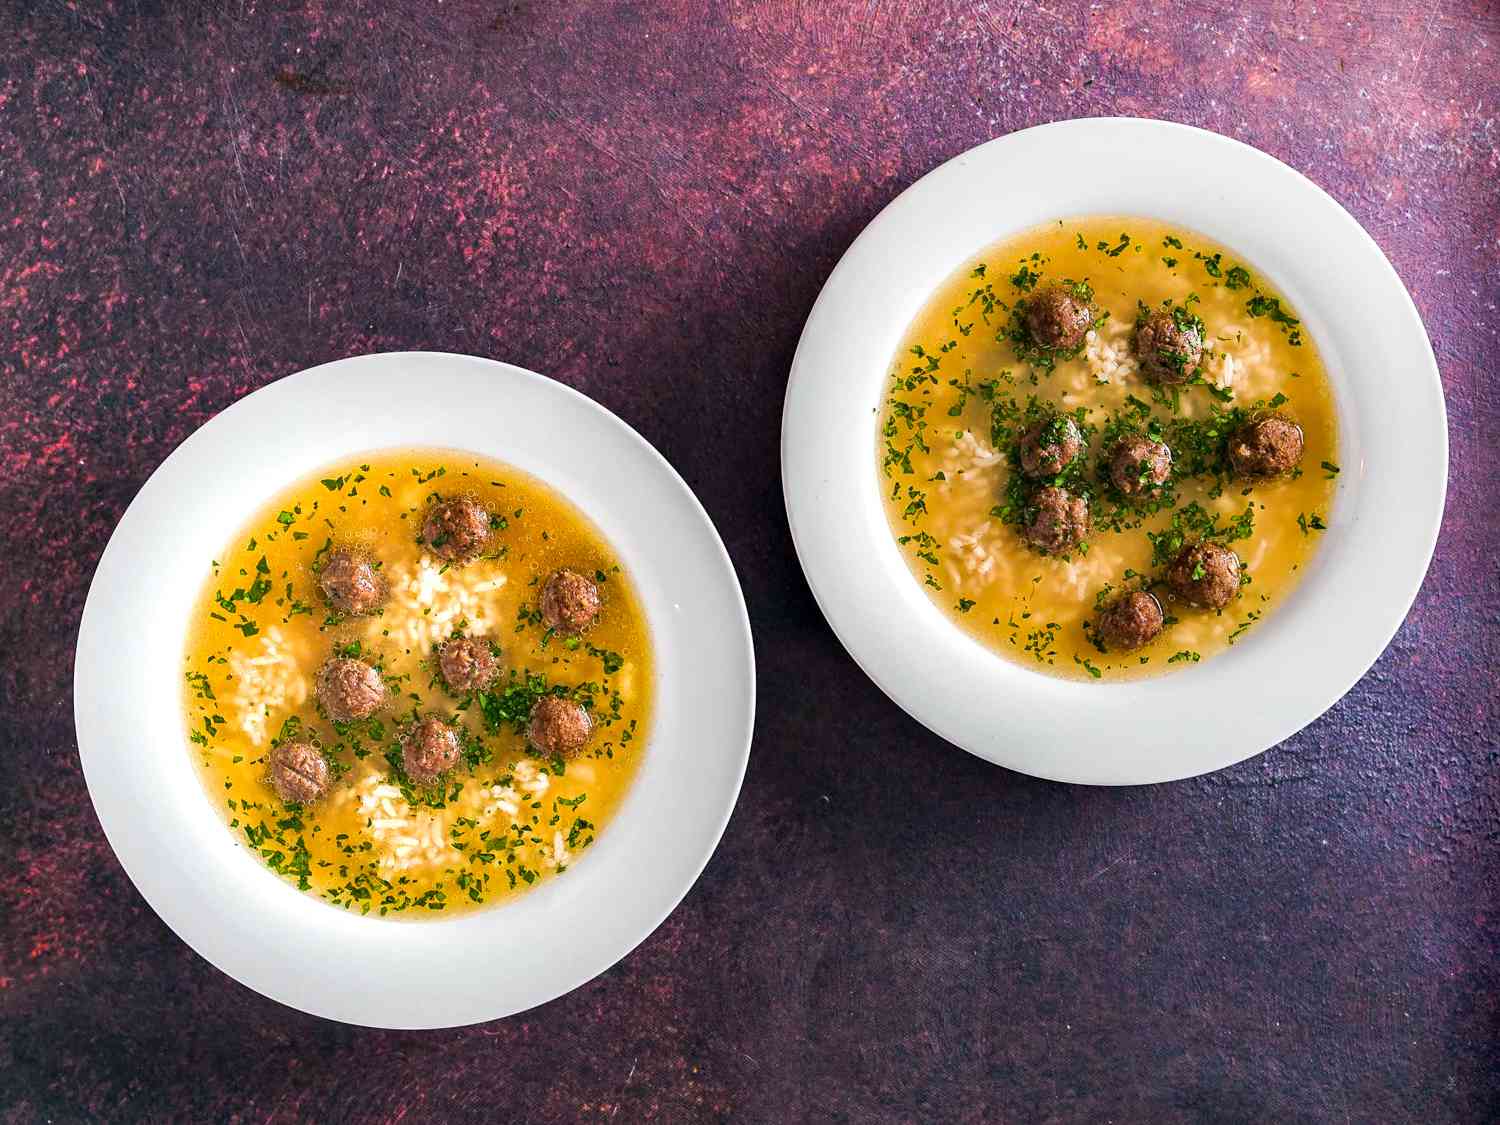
[878,217,1339,681]
[182,449,653,916]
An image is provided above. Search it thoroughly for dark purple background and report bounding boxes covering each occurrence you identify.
[2,1,1496,1121]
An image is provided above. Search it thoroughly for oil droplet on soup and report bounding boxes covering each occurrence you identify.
[877,218,1339,681]
[182,450,653,916]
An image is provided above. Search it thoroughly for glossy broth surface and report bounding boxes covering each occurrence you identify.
[183,449,653,916]
[878,217,1339,680]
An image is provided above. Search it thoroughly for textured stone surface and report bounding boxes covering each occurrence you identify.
[1,1,1496,1121]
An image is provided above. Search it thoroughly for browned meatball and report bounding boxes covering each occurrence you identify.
[268,740,330,804]
[1134,309,1204,384]
[1096,591,1165,651]
[421,496,491,562]
[1167,542,1242,610]
[1110,436,1173,496]
[402,716,461,785]
[1023,486,1090,555]
[1228,414,1305,477]
[316,657,386,723]
[319,550,384,616]
[1025,285,1093,350]
[1018,417,1083,478]
[527,696,593,758]
[438,636,498,693]
[540,569,601,634]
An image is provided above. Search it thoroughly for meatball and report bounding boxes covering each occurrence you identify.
[1096,591,1165,652]
[1228,414,1305,477]
[527,696,593,759]
[1022,486,1090,555]
[1167,542,1242,610]
[1018,417,1083,478]
[318,549,384,616]
[401,716,461,785]
[316,657,386,723]
[438,636,499,693]
[1025,285,1093,350]
[540,569,601,634]
[1109,436,1173,496]
[1134,308,1204,384]
[421,496,491,562]
[268,740,330,804]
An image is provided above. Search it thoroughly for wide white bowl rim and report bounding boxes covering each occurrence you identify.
[781,117,1447,785]
[75,352,756,1027]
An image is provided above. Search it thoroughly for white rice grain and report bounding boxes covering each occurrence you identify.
[1083,322,1140,385]
[373,555,510,655]
[228,627,307,746]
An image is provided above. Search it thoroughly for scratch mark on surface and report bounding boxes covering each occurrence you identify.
[224,199,248,269]
[608,1057,638,1119]
[220,75,253,207]
[1083,855,1126,884]
[232,310,251,361]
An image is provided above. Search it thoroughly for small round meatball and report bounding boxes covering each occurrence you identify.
[401,716,461,785]
[1228,414,1305,477]
[1134,309,1204,384]
[1096,591,1165,652]
[1025,285,1093,350]
[1023,486,1090,555]
[268,740,330,804]
[421,496,491,562]
[1018,417,1084,478]
[438,636,498,693]
[540,569,601,634]
[527,696,593,758]
[316,657,386,723]
[1167,542,1242,610]
[1109,436,1173,496]
[318,549,384,616]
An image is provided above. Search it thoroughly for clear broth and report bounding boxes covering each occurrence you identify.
[182,449,654,916]
[878,217,1339,681]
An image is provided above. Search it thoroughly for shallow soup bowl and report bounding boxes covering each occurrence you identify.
[75,352,756,1027]
[781,117,1447,785]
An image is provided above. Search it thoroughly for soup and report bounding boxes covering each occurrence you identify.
[181,449,654,916]
[878,217,1338,680]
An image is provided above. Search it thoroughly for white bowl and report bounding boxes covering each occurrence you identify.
[782,118,1447,785]
[75,352,756,1027]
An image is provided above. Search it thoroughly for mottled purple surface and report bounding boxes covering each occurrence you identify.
[1,1,1496,1121]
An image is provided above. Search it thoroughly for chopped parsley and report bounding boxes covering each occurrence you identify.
[1246,293,1303,345]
